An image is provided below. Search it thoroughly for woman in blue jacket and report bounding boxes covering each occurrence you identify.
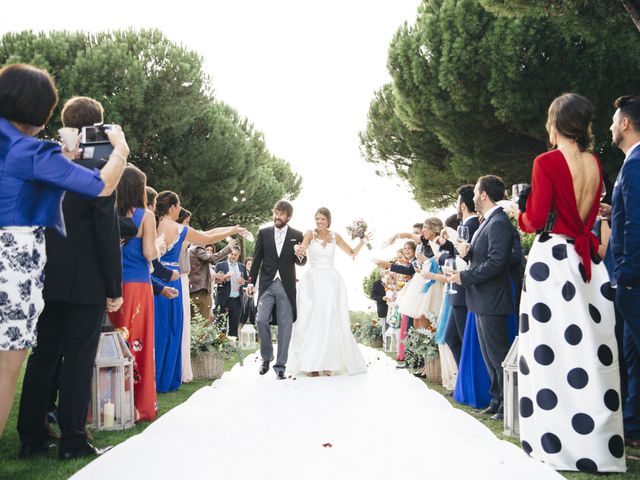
[0,63,129,437]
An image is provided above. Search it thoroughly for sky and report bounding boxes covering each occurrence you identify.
[3,0,453,310]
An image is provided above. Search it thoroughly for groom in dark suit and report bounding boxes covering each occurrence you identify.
[247,200,306,379]
[451,175,514,420]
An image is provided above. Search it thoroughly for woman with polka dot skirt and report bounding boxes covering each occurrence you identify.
[517,93,625,472]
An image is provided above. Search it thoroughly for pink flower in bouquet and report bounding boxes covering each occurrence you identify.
[346,219,372,250]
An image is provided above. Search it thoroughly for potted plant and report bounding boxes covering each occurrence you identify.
[404,321,440,382]
[356,319,383,348]
[190,304,241,380]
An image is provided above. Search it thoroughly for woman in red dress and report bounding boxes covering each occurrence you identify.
[517,94,625,472]
[110,165,159,421]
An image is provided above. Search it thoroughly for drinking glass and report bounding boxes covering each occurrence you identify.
[443,258,457,295]
[456,225,469,244]
[597,181,608,220]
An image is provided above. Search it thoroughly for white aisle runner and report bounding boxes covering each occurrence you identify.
[73,346,561,480]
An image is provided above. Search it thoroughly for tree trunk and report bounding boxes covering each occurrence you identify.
[620,0,640,33]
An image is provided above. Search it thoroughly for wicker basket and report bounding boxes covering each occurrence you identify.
[423,353,442,384]
[191,351,224,380]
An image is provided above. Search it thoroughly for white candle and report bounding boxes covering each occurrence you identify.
[103,401,115,428]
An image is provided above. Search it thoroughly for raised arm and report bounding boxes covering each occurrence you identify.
[335,232,367,259]
[185,225,245,245]
[388,231,421,244]
[98,128,130,196]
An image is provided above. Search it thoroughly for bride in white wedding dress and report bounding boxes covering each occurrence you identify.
[290,207,369,376]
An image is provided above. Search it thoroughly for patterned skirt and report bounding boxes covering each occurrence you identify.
[518,233,626,472]
[0,227,46,350]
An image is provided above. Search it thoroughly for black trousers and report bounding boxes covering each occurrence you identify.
[223,296,243,338]
[475,313,510,408]
[444,306,468,367]
[18,302,104,452]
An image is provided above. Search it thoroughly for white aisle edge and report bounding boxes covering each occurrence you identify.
[71,345,562,480]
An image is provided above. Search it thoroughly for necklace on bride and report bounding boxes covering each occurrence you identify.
[314,229,331,248]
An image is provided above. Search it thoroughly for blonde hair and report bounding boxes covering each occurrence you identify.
[423,217,443,236]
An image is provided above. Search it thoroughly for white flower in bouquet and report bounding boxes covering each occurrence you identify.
[346,219,372,250]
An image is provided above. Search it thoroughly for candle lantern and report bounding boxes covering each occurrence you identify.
[239,323,257,349]
[502,336,519,437]
[87,329,135,431]
[383,326,399,352]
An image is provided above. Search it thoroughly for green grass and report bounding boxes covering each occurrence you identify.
[0,352,251,480]
[2,349,638,479]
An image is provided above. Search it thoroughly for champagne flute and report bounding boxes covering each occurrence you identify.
[443,258,457,295]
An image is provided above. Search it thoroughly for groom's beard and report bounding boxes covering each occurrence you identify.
[274,218,289,228]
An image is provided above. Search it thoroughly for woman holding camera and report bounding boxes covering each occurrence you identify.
[0,64,129,437]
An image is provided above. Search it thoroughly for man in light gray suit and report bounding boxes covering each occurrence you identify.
[247,200,306,379]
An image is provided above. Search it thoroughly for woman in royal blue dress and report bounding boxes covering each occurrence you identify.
[153,191,246,392]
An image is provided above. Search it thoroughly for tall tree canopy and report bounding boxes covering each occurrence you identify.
[0,29,301,229]
[361,0,640,209]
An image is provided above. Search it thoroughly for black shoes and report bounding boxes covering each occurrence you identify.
[18,442,55,459]
[259,360,270,375]
[59,442,112,460]
[276,370,286,380]
[479,404,499,415]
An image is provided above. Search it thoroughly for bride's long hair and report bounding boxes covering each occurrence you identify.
[315,207,332,227]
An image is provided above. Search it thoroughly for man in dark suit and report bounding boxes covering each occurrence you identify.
[450,175,514,420]
[18,97,122,459]
[443,184,480,366]
[247,200,306,379]
[370,276,389,331]
[607,95,640,446]
[215,246,249,337]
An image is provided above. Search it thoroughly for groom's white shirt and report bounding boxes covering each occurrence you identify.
[274,224,288,280]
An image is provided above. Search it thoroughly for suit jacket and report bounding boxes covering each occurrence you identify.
[610,145,640,287]
[370,279,389,318]
[43,157,122,304]
[248,225,306,321]
[214,260,248,308]
[459,208,514,315]
[448,216,480,306]
[188,244,232,293]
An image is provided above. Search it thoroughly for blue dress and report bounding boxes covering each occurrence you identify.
[154,224,188,393]
[453,279,518,408]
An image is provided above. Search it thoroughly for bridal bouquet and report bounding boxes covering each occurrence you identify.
[346,219,372,250]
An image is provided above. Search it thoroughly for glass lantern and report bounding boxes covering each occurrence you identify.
[501,336,519,437]
[383,326,399,352]
[87,329,135,431]
[239,323,257,349]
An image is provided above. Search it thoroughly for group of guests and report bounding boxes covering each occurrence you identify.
[374,93,640,472]
[0,63,249,461]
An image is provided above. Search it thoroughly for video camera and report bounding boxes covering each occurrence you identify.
[80,123,116,160]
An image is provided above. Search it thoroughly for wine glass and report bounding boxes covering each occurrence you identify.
[597,181,608,220]
[443,258,457,295]
[456,225,469,244]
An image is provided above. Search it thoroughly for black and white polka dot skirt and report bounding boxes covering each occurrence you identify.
[518,232,626,472]
[0,227,46,351]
